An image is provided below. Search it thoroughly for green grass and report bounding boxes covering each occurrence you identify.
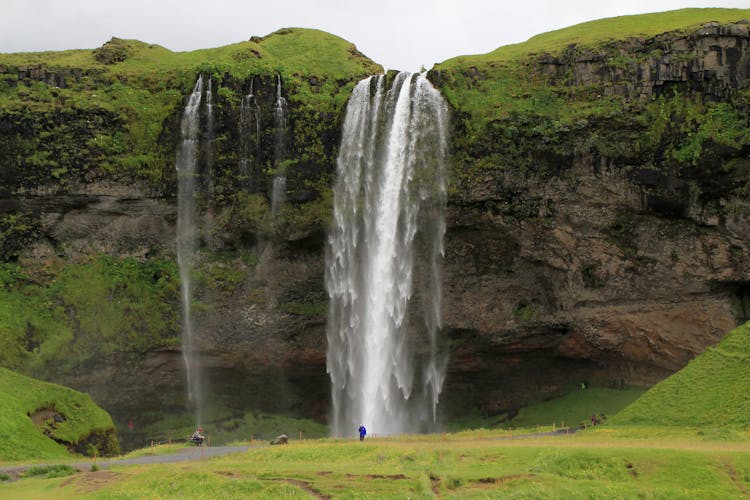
[447,386,646,433]
[441,8,750,66]
[613,322,750,428]
[511,386,646,428]
[0,367,117,462]
[435,8,750,128]
[2,430,750,498]
[22,465,78,479]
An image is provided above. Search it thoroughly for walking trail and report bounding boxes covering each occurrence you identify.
[0,427,581,481]
[0,445,252,481]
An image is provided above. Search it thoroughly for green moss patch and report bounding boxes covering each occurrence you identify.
[0,256,179,374]
[0,367,118,461]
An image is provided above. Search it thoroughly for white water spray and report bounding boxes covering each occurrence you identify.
[271,74,287,216]
[204,78,215,201]
[326,73,449,437]
[176,75,204,425]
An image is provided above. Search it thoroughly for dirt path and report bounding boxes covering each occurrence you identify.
[0,428,581,481]
[0,445,252,480]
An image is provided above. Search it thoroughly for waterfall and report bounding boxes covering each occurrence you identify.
[204,78,215,201]
[239,85,260,188]
[271,74,287,216]
[238,77,260,188]
[176,75,204,425]
[326,73,449,437]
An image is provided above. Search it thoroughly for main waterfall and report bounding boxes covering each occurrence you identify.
[326,73,449,437]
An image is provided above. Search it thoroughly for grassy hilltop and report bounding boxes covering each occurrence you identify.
[0,28,381,192]
[436,8,750,124]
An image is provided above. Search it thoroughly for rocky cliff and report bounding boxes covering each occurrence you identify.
[433,11,750,417]
[1,11,749,439]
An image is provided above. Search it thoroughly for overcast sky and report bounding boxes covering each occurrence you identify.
[2,1,748,71]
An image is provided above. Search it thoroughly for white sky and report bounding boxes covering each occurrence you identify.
[1,1,748,71]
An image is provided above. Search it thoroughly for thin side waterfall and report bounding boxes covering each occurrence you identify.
[176,75,204,425]
[239,83,260,188]
[326,73,449,437]
[271,74,287,216]
[205,78,215,201]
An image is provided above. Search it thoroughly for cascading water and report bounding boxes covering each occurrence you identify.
[326,73,449,437]
[176,75,204,425]
[239,80,260,188]
[204,78,215,201]
[271,74,287,216]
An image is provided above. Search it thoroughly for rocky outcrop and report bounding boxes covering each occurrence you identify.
[536,21,750,99]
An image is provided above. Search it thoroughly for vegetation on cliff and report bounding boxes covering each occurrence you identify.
[0,367,118,461]
[0,28,380,386]
[433,8,750,208]
[0,256,179,374]
[0,28,381,194]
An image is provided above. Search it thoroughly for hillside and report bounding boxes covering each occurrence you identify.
[612,322,750,427]
[0,367,118,461]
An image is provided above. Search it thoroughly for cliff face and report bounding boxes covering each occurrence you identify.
[1,16,749,435]
[434,18,750,416]
[0,30,376,443]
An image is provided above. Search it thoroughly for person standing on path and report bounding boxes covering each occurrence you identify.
[358,425,367,441]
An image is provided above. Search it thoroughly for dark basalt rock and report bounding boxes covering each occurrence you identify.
[93,37,131,65]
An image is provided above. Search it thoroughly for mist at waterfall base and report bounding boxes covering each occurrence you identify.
[326,73,450,437]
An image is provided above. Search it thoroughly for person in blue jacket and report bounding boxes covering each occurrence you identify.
[358,425,367,441]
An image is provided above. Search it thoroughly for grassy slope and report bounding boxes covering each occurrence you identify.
[443,8,750,66]
[2,432,749,497]
[0,367,115,462]
[613,322,750,428]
